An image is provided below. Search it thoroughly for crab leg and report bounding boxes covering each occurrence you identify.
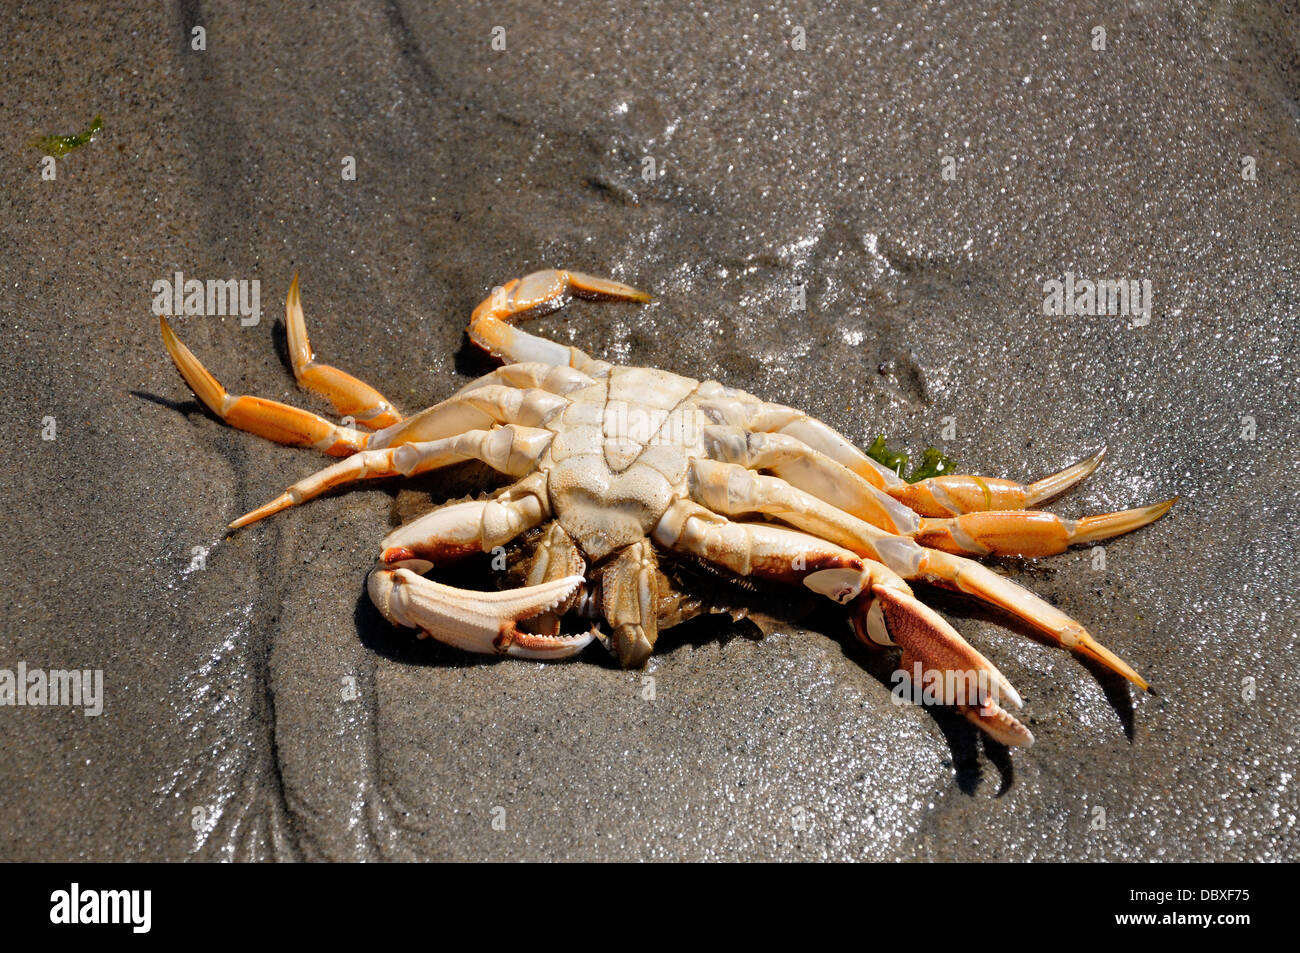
[378,472,550,569]
[367,473,592,658]
[468,269,650,373]
[228,426,553,528]
[915,547,1149,690]
[701,425,922,535]
[697,390,906,491]
[285,274,402,428]
[652,499,908,604]
[686,458,1149,690]
[452,362,596,399]
[914,498,1177,557]
[703,390,1108,515]
[699,428,1173,558]
[368,568,593,659]
[864,585,1033,746]
[889,449,1108,515]
[654,499,1032,745]
[685,457,928,575]
[367,385,568,449]
[160,317,368,455]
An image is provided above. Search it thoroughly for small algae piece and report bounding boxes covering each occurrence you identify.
[867,435,957,483]
[31,114,102,157]
[907,446,956,483]
[867,435,909,477]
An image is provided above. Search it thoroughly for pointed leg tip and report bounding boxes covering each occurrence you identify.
[159,314,181,351]
[228,493,293,530]
[1076,636,1150,692]
[1027,446,1109,504]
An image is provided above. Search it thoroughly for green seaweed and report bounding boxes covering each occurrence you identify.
[866,435,910,477]
[866,435,956,483]
[908,446,955,482]
[30,114,102,156]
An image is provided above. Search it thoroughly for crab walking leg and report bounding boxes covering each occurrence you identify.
[652,498,907,604]
[229,425,554,528]
[467,269,650,373]
[686,457,1148,690]
[368,568,594,659]
[697,427,1161,557]
[367,385,569,449]
[914,498,1177,557]
[915,547,1150,691]
[452,362,596,399]
[285,275,402,428]
[698,390,906,491]
[160,317,368,455]
[654,499,1033,745]
[378,472,551,569]
[890,448,1109,516]
[703,390,1107,514]
[701,425,922,535]
[685,457,928,576]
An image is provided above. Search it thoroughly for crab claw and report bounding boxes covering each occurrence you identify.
[368,568,594,659]
[853,584,1034,747]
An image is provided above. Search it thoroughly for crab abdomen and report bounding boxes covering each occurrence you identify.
[546,364,700,561]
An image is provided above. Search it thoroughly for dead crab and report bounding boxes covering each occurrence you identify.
[161,270,1175,746]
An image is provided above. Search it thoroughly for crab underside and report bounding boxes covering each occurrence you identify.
[162,269,1175,747]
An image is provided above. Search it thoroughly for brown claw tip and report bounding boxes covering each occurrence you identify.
[382,546,418,564]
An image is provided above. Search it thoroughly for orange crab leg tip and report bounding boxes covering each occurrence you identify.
[228,493,295,530]
[1025,446,1108,504]
[1074,496,1179,545]
[284,274,403,428]
[567,271,653,303]
[1072,632,1151,692]
[159,316,232,416]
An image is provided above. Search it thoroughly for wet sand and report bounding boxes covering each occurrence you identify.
[1,1,1296,860]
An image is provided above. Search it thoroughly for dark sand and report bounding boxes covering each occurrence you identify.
[1,1,1296,860]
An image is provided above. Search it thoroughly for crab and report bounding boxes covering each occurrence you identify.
[161,269,1176,747]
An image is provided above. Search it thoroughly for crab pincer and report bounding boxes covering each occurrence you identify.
[368,569,595,659]
[854,585,1034,747]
